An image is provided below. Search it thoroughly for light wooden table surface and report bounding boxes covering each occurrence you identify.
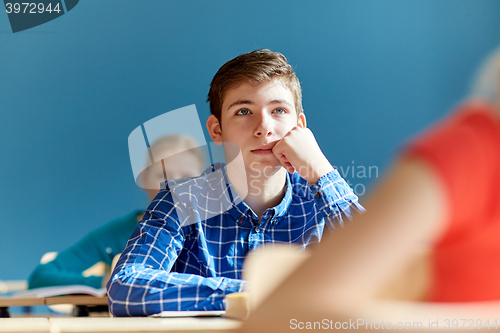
[0,317,242,333]
[0,318,50,333]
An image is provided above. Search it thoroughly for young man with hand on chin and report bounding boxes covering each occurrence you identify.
[107,49,363,316]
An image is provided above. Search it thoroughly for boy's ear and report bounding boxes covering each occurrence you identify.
[297,113,306,128]
[206,115,223,145]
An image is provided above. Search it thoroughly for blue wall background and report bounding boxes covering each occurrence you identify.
[1,0,500,281]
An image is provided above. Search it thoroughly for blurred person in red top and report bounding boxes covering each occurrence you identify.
[239,46,500,332]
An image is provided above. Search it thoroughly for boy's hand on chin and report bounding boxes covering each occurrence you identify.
[272,127,334,185]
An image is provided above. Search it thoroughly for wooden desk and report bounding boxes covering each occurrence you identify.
[0,317,241,333]
[50,317,241,333]
[44,295,108,306]
[0,318,50,333]
[0,296,45,318]
[0,297,45,307]
[0,296,108,318]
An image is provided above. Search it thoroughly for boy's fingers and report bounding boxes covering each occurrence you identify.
[282,162,295,174]
[278,154,295,173]
[272,140,287,159]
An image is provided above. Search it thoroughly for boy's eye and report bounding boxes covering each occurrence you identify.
[273,108,286,114]
[235,108,251,115]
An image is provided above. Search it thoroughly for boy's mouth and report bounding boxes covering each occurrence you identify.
[251,149,274,155]
[251,143,276,155]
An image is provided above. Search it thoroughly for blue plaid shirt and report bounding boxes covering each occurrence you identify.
[107,164,363,316]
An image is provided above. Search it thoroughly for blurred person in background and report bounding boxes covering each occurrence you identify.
[28,134,204,290]
[239,46,500,332]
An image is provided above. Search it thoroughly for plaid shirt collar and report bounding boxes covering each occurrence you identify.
[167,163,293,225]
[227,167,293,223]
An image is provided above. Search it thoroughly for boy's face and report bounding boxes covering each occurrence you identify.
[207,79,306,174]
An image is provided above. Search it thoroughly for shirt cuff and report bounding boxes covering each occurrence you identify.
[309,169,365,224]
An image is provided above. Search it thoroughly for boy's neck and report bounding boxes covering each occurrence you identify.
[226,164,288,219]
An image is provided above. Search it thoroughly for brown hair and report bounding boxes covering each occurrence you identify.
[207,49,303,127]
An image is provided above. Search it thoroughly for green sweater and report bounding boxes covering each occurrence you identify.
[28,210,142,290]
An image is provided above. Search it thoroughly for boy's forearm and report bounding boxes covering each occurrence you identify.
[107,266,246,316]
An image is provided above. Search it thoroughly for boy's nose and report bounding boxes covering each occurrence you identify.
[254,112,273,137]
